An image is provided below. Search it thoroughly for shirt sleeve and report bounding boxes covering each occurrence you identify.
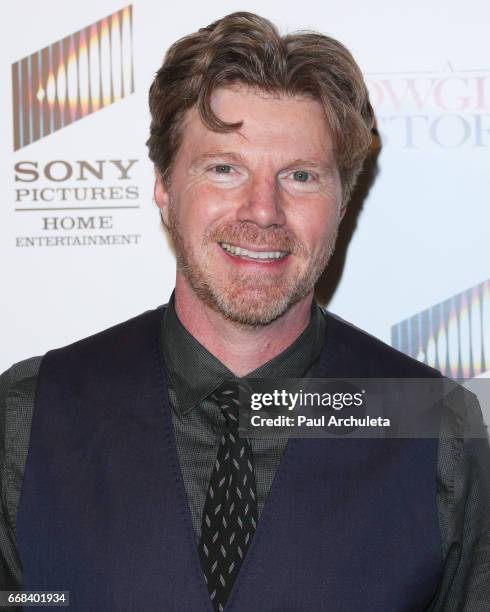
[429,387,490,611]
[0,357,41,590]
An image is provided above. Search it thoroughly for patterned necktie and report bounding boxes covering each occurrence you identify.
[198,380,258,612]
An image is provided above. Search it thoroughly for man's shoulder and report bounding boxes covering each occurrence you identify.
[1,306,166,394]
[45,305,167,363]
[0,355,43,388]
[321,308,488,440]
[321,308,441,378]
[0,355,43,404]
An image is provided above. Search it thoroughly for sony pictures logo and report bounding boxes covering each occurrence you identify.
[11,5,134,151]
[11,6,141,249]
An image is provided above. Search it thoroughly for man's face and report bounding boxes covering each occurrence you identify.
[155,85,343,326]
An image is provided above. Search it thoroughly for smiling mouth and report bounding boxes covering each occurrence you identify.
[219,242,289,262]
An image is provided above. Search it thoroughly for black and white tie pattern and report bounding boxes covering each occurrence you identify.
[198,380,258,612]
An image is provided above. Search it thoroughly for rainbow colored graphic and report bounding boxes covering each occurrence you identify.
[12,5,133,151]
[391,279,490,378]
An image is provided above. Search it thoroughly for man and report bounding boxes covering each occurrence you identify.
[1,11,488,612]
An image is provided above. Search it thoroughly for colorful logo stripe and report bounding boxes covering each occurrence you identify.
[391,279,490,378]
[12,5,134,151]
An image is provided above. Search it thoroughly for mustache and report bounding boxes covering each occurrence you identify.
[206,222,308,255]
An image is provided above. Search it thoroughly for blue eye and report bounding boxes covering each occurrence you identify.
[215,164,232,174]
[293,170,309,182]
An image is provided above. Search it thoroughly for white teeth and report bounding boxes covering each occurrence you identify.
[220,243,287,260]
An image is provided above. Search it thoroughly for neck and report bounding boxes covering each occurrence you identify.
[173,275,313,377]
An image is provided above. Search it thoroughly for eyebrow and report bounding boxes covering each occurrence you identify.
[190,152,246,168]
[282,159,335,172]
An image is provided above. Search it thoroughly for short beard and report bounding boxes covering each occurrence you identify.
[166,202,338,327]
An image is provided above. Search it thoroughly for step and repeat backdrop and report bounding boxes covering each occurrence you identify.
[1,0,488,381]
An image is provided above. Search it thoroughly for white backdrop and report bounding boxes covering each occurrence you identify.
[1,0,489,378]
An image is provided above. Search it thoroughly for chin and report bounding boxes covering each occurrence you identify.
[177,245,325,327]
[199,284,309,327]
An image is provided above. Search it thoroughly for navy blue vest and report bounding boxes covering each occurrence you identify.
[17,307,442,611]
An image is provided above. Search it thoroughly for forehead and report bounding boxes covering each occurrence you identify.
[176,85,335,164]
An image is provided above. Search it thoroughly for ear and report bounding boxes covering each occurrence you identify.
[339,202,347,222]
[154,168,171,227]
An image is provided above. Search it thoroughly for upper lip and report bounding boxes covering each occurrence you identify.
[219,241,290,253]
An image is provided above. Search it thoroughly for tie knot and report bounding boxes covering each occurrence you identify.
[210,380,247,430]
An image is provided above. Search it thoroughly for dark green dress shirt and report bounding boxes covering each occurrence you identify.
[163,293,326,537]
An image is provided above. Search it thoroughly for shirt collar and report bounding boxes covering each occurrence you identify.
[162,290,326,415]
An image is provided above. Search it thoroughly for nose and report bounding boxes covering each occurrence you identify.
[236,174,286,228]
